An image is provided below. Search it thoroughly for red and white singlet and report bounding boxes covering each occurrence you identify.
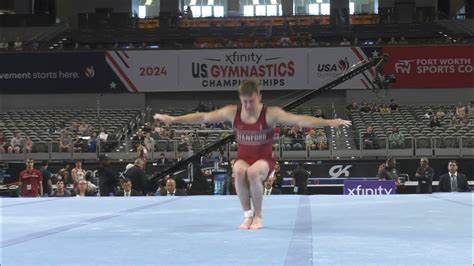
[233,105,275,173]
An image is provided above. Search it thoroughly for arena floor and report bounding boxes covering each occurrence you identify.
[1,194,472,266]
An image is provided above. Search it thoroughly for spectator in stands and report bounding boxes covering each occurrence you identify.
[24,137,34,153]
[455,102,469,125]
[73,137,85,153]
[143,122,152,133]
[40,160,52,196]
[124,159,147,195]
[278,32,292,47]
[264,176,281,195]
[415,158,434,194]
[97,156,119,196]
[9,132,23,153]
[87,132,98,152]
[78,122,89,136]
[377,158,401,187]
[309,37,318,47]
[289,127,304,150]
[158,153,168,165]
[379,103,391,114]
[152,121,164,135]
[51,180,71,197]
[399,36,408,44]
[449,115,461,127]
[353,37,359,46]
[438,160,470,192]
[305,130,317,150]
[71,160,87,188]
[429,116,441,128]
[175,153,184,162]
[388,127,405,149]
[99,128,109,143]
[185,6,193,19]
[292,162,309,195]
[376,37,383,45]
[59,131,73,152]
[370,101,379,113]
[0,38,8,50]
[13,37,22,51]
[436,108,446,120]
[424,108,434,119]
[388,37,398,45]
[389,99,398,111]
[116,178,140,197]
[360,101,371,113]
[0,131,7,153]
[339,37,351,46]
[346,98,359,111]
[19,158,43,197]
[74,179,95,197]
[314,129,328,150]
[362,126,378,149]
[160,178,186,196]
[144,132,155,153]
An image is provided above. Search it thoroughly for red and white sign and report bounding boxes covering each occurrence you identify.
[105,50,179,92]
[179,48,307,91]
[383,45,474,88]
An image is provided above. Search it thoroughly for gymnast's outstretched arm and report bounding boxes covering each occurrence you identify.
[154,105,236,125]
[266,106,352,128]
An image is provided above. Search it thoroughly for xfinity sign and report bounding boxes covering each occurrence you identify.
[344,180,397,195]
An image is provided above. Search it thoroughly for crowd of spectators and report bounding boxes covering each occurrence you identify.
[425,101,470,128]
[58,121,109,153]
[192,34,415,49]
[348,98,399,114]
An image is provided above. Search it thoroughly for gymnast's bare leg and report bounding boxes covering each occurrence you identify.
[246,160,269,229]
[232,159,254,229]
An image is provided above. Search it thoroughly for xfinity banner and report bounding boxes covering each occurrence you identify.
[179,48,306,91]
[0,52,107,93]
[344,180,397,195]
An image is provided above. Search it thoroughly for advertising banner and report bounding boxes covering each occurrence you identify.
[343,180,397,195]
[179,48,307,91]
[1,45,472,93]
[105,50,179,92]
[383,45,474,88]
[308,46,382,89]
[0,52,107,93]
[280,162,380,180]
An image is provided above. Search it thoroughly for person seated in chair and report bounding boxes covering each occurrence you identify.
[438,160,470,192]
[263,175,281,195]
[159,178,186,196]
[116,178,140,196]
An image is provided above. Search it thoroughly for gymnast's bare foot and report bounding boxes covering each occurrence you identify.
[249,217,263,229]
[239,217,253,229]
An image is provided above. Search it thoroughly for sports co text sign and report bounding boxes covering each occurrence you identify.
[384,45,474,88]
[344,180,397,195]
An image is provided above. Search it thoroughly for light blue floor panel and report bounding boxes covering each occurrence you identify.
[1,194,472,266]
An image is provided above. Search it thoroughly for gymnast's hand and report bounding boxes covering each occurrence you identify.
[153,113,174,125]
[329,119,352,127]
